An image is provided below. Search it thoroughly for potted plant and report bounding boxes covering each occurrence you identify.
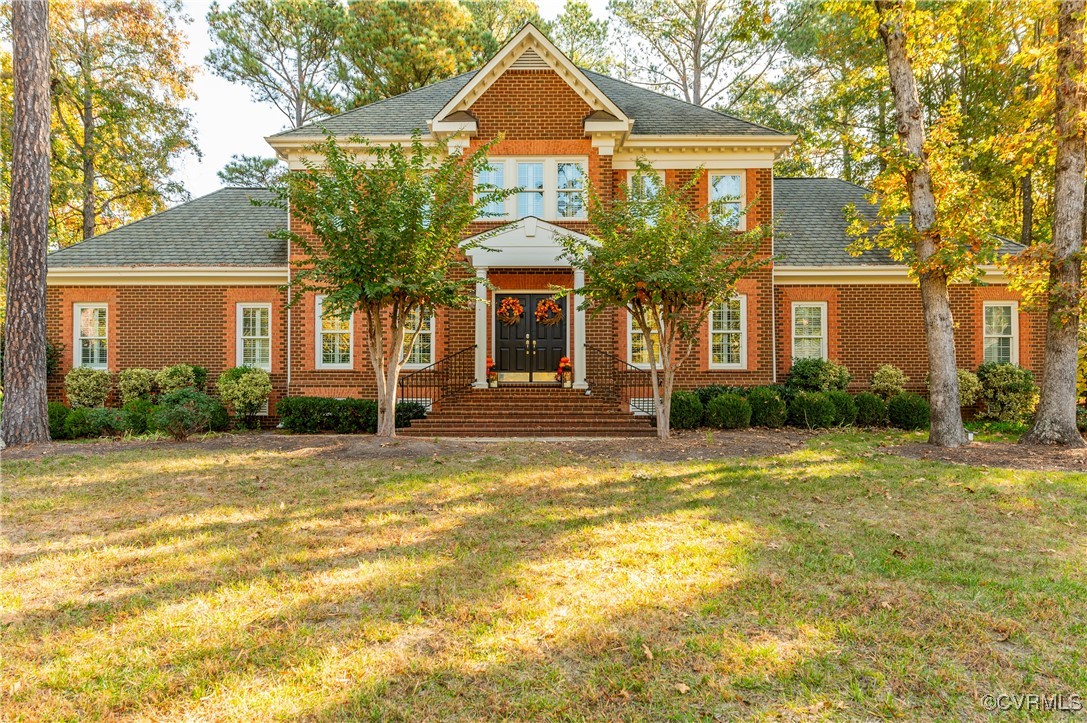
[486,356,499,387]
[556,356,573,387]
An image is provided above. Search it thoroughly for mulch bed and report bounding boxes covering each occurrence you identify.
[893,441,1087,472]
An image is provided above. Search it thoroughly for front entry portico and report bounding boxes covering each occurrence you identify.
[465,217,590,389]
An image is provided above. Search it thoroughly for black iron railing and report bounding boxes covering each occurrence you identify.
[398,344,476,412]
[584,343,656,416]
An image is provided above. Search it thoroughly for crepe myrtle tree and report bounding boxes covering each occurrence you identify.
[267,132,514,437]
[559,162,770,439]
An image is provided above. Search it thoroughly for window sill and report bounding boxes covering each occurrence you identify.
[315,364,353,371]
[708,364,747,371]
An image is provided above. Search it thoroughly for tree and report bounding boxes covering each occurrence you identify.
[270,133,513,437]
[206,0,342,129]
[608,0,790,108]
[872,0,970,447]
[464,0,542,50]
[1021,0,1087,447]
[46,0,198,245]
[560,163,770,439]
[549,0,612,73]
[3,0,50,445]
[217,154,285,188]
[336,0,486,108]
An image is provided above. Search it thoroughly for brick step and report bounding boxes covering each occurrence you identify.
[400,428,657,437]
[409,416,648,426]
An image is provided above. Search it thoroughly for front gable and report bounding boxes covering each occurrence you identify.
[463,216,591,268]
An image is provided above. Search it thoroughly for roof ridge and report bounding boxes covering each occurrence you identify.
[774,176,875,192]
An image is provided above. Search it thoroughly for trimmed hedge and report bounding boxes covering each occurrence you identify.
[48,402,70,440]
[693,385,745,407]
[826,390,857,426]
[216,366,272,428]
[787,391,836,429]
[705,393,752,429]
[869,364,908,400]
[118,368,156,405]
[64,367,113,408]
[747,386,787,428]
[976,362,1037,423]
[63,407,123,439]
[854,392,887,427]
[152,388,219,440]
[785,358,852,394]
[888,392,930,430]
[121,398,156,435]
[669,391,703,430]
[276,397,426,434]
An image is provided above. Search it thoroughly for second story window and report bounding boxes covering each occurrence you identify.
[517,161,545,217]
[477,158,589,221]
[556,162,586,218]
[474,163,506,218]
[710,173,743,228]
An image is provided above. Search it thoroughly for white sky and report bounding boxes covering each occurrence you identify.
[174,0,608,200]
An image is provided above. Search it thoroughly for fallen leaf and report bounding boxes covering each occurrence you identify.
[674,682,690,694]
[641,644,653,660]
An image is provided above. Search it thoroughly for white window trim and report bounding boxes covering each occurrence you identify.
[983,301,1019,365]
[709,171,747,231]
[315,295,353,370]
[480,157,590,221]
[73,303,108,370]
[708,295,748,370]
[628,312,660,369]
[791,301,828,361]
[236,302,272,371]
[401,312,435,370]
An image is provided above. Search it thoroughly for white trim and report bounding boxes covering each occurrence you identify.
[73,303,108,370]
[612,155,776,170]
[480,157,589,221]
[709,171,746,231]
[791,301,828,361]
[774,264,1009,285]
[315,295,353,370]
[982,301,1020,365]
[236,302,272,371]
[708,295,747,370]
[48,266,289,286]
[463,217,591,268]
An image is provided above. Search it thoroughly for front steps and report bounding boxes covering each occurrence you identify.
[399,385,657,437]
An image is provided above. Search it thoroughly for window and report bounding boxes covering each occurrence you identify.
[74,304,108,369]
[710,296,746,368]
[475,162,506,217]
[556,161,586,218]
[792,302,827,360]
[710,173,743,228]
[517,161,544,217]
[629,313,661,367]
[237,303,271,371]
[402,310,434,367]
[628,169,664,203]
[316,296,352,369]
[983,302,1018,364]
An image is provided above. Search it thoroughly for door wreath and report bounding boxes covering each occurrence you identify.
[496,297,524,325]
[534,298,563,326]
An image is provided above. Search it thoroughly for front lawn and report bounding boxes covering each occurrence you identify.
[2,432,1085,720]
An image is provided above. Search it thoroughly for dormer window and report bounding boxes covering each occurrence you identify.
[475,157,589,221]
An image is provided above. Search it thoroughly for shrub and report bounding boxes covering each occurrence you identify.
[957,369,982,407]
[333,399,378,434]
[121,398,156,435]
[208,401,231,432]
[670,391,703,430]
[152,388,218,440]
[64,367,113,408]
[396,401,428,428]
[888,392,930,430]
[216,366,272,429]
[48,402,70,440]
[826,390,858,426]
[976,363,1038,423]
[191,365,209,392]
[747,386,787,428]
[693,384,745,407]
[869,364,908,400]
[155,364,196,395]
[276,396,339,433]
[854,392,887,427]
[785,358,852,393]
[705,393,752,429]
[118,368,156,405]
[787,391,836,429]
[87,408,124,437]
[63,407,121,438]
[1078,407,1087,433]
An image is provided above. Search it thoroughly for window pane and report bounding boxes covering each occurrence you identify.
[630,172,662,201]
[403,311,433,365]
[557,190,585,218]
[984,337,1012,364]
[475,163,505,216]
[711,174,741,201]
[794,306,823,337]
[557,162,584,190]
[794,338,823,360]
[323,334,350,365]
[984,305,1011,336]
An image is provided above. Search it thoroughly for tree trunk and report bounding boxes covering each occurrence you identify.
[1020,172,1033,246]
[877,0,967,448]
[2,0,51,446]
[1022,0,1087,447]
[81,89,96,241]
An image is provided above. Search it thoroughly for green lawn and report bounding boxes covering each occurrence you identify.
[2,432,1085,721]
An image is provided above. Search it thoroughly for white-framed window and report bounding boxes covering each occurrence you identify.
[627,169,665,203]
[237,303,271,371]
[792,302,827,361]
[402,310,434,367]
[710,172,744,229]
[629,313,661,367]
[983,301,1019,365]
[316,295,352,369]
[478,157,589,220]
[74,304,108,369]
[474,162,507,218]
[709,296,747,369]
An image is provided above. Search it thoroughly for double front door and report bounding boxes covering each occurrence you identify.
[495,293,567,381]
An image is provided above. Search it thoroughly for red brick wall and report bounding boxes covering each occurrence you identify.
[468,69,592,140]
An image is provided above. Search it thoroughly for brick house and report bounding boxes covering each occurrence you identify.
[45,25,1038,434]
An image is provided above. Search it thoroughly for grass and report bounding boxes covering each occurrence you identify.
[2,431,1086,721]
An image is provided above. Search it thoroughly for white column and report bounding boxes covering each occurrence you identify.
[573,268,588,389]
[473,266,489,388]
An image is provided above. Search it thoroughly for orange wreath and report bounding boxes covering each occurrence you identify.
[535,298,563,326]
[497,297,524,325]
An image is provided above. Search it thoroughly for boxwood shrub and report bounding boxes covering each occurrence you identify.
[121,398,156,435]
[705,393,752,429]
[746,386,786,428]
[785,358,852,394]
[887,392,930,430]
[693,384,745,407]
[787,391,836,429]
[976,362,1038,423]
[826,390,857,426]
[48,402,70,440]
[152,388,219,440]
[669,391,704,430]
[276,396,424,434]
[64,367,113,408]
[854,392,887,427]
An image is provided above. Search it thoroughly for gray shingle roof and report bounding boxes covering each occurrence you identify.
[47,188,287,268]
[773,177,1024,266]
[270,68,785,140]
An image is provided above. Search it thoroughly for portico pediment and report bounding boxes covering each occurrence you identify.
[463,217,592,268]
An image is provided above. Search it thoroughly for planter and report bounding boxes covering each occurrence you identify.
[488,380,498,388]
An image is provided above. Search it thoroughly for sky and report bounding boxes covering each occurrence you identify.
[174,0,608,200]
